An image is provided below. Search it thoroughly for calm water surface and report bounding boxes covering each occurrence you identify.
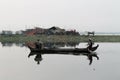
[0,43,120,80]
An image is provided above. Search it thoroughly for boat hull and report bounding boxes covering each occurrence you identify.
[28,44,99,53]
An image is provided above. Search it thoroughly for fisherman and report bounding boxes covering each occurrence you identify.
[35,39,43,49]
[88,38,93,45]
[87,38,94,52]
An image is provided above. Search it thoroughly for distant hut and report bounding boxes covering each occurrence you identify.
[87,31,95,36]
[1,30,13,36]
[66,29,80,35]
[47,26,65,35]
[15,30,24,35]
[23,27,45,36]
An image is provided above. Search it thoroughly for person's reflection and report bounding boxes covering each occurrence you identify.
[34,53,42,64]
[73,52,99,65]
[28,52,43,65]
[87,53,99,65]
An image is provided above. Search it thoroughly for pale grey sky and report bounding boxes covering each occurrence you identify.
[0,0,120,32]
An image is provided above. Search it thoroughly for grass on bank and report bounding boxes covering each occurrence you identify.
[0,35,120,43]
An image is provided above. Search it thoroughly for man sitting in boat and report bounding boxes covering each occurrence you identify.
[35,39,43,49]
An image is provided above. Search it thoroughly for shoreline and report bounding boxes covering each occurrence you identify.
[0,35,120,43]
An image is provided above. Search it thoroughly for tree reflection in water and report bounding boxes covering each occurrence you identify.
[1,42,79,48]
[28,52,99,65]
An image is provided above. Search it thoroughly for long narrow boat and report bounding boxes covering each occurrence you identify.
[27,44,99,53]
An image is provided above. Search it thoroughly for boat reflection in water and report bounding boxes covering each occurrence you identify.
[28,51,99,65]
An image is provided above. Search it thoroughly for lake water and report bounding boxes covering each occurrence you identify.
[0,42,120,80]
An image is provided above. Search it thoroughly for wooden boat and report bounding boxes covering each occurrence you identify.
[27,44,99,53]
